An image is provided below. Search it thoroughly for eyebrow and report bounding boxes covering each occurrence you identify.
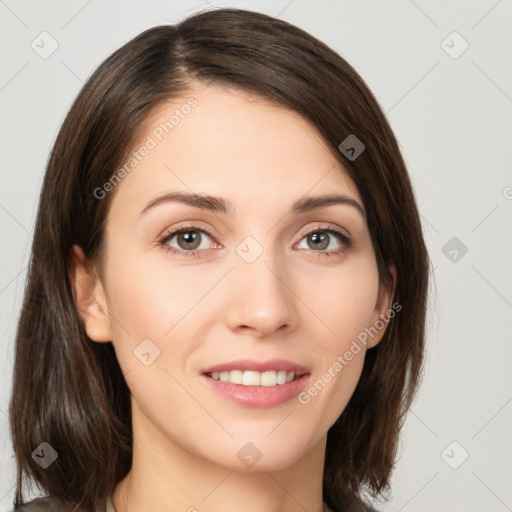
[139,191,365,218]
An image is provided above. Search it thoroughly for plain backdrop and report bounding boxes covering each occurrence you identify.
[1,1,511,511]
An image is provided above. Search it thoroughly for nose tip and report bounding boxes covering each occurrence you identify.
[224,253,298,338]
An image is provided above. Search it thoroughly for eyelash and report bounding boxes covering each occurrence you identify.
[157,224,351,259]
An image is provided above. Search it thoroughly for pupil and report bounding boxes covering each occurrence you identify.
[179,231,200,249]
[310,232,328,250]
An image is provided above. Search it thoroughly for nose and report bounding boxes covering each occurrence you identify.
[223,250,299,338]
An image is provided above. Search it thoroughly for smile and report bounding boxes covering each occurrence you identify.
[206,369,297,386]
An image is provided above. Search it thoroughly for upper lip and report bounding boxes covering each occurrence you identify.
[202,359,309,376]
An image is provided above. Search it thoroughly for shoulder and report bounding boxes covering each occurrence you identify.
[328,499,381,512]
[12,496,114,512]
[12,497,73,511]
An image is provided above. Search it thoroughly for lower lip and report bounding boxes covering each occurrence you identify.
[200,373,310,408]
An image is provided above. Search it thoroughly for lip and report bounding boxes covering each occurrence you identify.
[200,374,310,408]
[200,359,310,409]
[201,358,309,375]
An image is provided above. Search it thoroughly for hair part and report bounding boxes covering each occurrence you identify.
[10,8,429,512]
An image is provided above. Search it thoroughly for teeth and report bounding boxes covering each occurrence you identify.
[209,369,297,386]
[243,371,261,386]
[260,371,276,387]
[230,369,243,384]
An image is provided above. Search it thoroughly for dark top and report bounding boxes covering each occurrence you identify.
[14,496,380,511]
[13,497,115,512]
[14,498,66,511]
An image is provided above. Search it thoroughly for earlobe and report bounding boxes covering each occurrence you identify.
[366,264,397,349]
[68,245,112,343]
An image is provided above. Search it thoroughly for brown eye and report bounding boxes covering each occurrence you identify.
[160,227,215,254]
[297,229,349,253]
[307,231,330,250]
[176,230,202,250]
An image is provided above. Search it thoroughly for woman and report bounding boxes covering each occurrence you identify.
[9,8,429,512]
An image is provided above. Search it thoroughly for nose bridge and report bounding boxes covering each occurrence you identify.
[224,234,297,336]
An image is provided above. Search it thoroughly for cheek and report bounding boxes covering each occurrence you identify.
[104,248,208,336]
[101,252,206,413]
[102,248,223,381]
[301,254,380,347]
[295,255,379,422]
[106,262,170,339]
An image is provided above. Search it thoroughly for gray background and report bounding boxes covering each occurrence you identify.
[1,0,511,510]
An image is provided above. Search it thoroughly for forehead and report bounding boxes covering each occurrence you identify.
[108,84,362,216]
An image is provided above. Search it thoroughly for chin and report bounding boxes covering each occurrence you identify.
[201,435,316,473]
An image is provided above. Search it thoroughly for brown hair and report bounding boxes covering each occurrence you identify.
[9,8,429,512]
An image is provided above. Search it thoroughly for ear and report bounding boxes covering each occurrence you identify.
[366,264,397,349]
[68,244,112,343]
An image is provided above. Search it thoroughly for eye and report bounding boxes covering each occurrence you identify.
[296,227,351,255]
[157,224,351,258]
[158,225,217,257]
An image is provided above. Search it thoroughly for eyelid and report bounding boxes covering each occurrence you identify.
[158,223,219,247]
[296,222,351,241]
[159,221,216,239]
[157,221,352,256]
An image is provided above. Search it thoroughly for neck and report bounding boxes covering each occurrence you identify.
[113,400,329,512]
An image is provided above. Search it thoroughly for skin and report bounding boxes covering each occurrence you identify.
[69,84,395,512]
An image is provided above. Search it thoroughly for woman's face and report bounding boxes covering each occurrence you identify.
[80,84,393,471]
